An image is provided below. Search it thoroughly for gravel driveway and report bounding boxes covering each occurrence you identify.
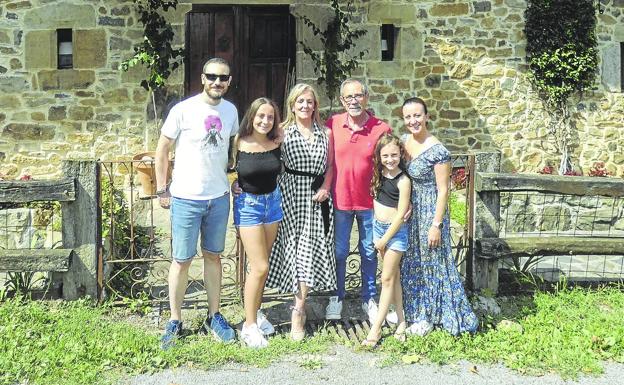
[123,345,624,385]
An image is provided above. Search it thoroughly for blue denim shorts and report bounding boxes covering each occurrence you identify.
[373,219,408,252]
[233,187,283,227]
[170,193,230,262]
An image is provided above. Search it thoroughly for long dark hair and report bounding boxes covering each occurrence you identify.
[370,133,405,198]
[238,97,281,140]
[230,97,281,169]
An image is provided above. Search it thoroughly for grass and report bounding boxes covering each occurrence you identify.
[449,191,467,226]
[0,298,331,385]
[1,286,623,384]
[379,285,624,378]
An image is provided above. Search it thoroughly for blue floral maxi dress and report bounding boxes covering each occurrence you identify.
[401,141,478,335]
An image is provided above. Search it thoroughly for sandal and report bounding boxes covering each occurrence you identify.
[394,322,407,343]
[361,337,380,348]
[290,305,306,341]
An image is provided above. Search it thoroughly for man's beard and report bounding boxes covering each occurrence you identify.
[206,87,226,99]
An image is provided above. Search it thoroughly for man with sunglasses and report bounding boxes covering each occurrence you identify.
[155,57,238,349]
[324,79,395,323]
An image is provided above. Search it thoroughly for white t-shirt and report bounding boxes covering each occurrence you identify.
[161,94,239,200]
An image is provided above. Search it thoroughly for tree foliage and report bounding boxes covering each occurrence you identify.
[120,0,185,91]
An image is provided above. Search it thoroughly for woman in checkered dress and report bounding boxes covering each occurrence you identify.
[266,83,336,340]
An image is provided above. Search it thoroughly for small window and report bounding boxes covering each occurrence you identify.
[381,24,396,61]
[57,29,73,69]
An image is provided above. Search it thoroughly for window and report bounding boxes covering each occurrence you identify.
[57,29,73,69]
[381,24,397,61]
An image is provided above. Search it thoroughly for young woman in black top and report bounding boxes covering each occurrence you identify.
[362,133,411,347]
[231,97,283,348]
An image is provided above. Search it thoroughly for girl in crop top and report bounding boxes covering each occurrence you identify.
[230,97,283,349]
[362,133,411,347]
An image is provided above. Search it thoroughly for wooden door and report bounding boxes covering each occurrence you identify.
[185,5,295,116]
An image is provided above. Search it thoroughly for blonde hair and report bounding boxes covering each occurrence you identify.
[370,133,405,198]
[281,83,322,129]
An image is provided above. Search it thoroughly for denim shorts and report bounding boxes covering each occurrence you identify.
[373,219,408,252]
[170,193,230,262]
[233,187,283,227]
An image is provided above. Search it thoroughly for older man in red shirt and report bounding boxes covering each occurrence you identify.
[324,79,393,322]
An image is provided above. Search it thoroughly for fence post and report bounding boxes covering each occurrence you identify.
[471,151,501,293]
[59,160,99,300]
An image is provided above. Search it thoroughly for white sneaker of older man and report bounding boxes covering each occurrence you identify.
[325,296,343,320]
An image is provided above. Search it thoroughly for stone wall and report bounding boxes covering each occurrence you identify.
[293,0,624,176]
[1,0,623,179]
[0,0,189,179]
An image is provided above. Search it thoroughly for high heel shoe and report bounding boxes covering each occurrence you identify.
[361,330,381,349]
[290,305,306,341]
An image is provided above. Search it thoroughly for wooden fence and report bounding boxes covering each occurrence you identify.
[472,170,624,293]
[0,161,99,300]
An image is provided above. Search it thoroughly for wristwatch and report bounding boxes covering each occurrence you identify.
[432,221,444,230]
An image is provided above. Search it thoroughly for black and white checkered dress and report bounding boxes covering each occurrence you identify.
[266,123,336,294]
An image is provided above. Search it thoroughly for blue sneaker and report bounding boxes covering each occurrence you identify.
[160,320,182,350]
[204,312,236,343]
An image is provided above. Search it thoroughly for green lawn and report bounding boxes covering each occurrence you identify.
[1,286,624,385]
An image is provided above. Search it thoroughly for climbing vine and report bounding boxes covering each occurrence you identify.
[524,0,599,174]
[298,0,367,111]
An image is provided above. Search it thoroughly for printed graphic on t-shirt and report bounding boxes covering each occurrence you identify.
[202,114,224,149]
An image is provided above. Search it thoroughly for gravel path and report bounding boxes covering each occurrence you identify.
[122,345,624,385]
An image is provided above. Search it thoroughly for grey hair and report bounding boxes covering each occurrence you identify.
[339,78,369,96]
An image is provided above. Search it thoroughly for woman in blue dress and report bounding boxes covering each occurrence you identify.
[400,97,478,336]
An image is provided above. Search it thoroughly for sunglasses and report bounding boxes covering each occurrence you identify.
[203,73,231,82]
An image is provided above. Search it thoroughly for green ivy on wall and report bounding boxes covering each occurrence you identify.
[524,0,599,174]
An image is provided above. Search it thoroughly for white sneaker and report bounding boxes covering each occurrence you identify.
[362,298,379,323]
[325,296,343,320]
[241,323,268,349]
[407,320,433,337]
[256,310,275,335]
[386,309,399,325]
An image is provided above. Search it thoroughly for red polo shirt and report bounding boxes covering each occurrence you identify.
[326,112,392,210]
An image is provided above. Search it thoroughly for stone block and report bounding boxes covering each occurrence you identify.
[0,95,22,109]
[74,29,107,69]
[2,123,55,140]
[399,27,423,61]
[430,3,469,17]
[101,88,130,104]
[0,30,10,44]
[474,1,492,13]
[601,43,621,92]
[368,3,417,23]
[109,36,132,51]
[48,106,66,120]
[450,62,471,79]
[24,30,57,69]
[68,106,94,121]
[38,70,95,90]
[98,16,124,27]
[345,25,380,62]
[10,58,22,69]
[24,3,96,29]
[367,61,414,78]
[0,76,29,92]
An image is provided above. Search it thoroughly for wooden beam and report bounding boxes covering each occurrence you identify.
[0,249,73,272]
[0,178,76,203]
[477,237,624,259]
[475,173,624,197]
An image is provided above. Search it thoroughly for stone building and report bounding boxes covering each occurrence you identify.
[1,0,623,179]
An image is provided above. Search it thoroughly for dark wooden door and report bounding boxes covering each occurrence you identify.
[185,5,295,116]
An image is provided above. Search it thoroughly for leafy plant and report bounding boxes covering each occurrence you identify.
[451,167,467,190]
[121,0,185,145]
[298,0,367,111]
[4,272,45,297]
[524,0,598,175]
